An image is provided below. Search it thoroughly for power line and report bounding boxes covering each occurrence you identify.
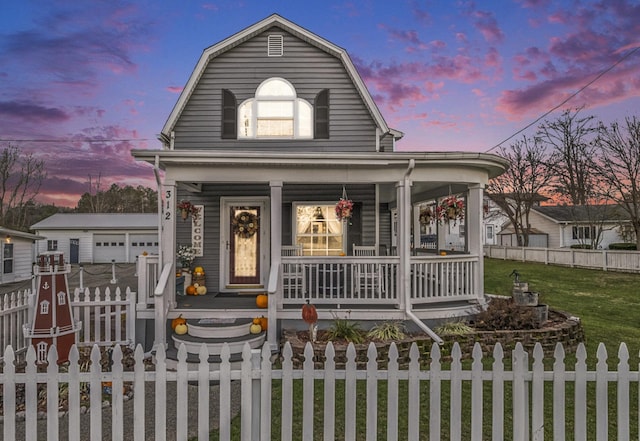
[485,45,640,153]
[0,138,153,143]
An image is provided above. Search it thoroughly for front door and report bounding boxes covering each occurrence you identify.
[222,199,269,291]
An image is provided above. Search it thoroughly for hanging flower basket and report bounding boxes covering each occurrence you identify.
[436,195,464,224]
[335,198,354,222]
[177,200,200,221]
[233,211,259,239]
[419,207,434,225]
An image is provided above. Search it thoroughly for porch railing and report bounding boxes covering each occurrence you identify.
[280,255,480,307]
[136,254,160,308]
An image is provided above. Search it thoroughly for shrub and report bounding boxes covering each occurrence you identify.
[473,297,541,331]
[324,319,364,344]
[608,242,637,250]
[435,320,473,336]
[367,321,406,341]
[570,244,592,249]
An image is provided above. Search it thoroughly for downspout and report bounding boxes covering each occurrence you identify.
[401,159,444,345]
[153,155,163,268]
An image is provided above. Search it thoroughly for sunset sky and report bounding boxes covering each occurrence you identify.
[1,1,639,207]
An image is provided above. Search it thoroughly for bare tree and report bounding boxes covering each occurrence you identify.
[0,145,47,230]
[596,116,640,249]
[486,137,552,246]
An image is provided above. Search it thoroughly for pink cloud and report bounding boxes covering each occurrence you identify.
[167,86,183,94]
[471,10,505,43]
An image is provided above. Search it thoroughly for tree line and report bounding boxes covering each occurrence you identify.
[487,109,640,250]
[0,144,157,232]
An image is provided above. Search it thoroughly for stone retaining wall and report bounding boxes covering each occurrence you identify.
[281,310,584,369]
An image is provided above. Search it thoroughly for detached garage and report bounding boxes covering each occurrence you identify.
[31,214,158,263]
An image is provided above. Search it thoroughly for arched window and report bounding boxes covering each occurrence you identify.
[238,78,313,139]
[40,300,50,315]
[57,291,66,305]
[37,341,48,363]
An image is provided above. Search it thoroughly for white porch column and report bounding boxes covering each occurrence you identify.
[396,179,411,311]
[268,181,282,351]
[467,184,484,300]
[155,180,177,350]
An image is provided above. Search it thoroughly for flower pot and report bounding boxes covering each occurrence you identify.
[181,209,188,220]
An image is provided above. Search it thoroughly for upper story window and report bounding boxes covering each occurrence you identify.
[238,78,313,139]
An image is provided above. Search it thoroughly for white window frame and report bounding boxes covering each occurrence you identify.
[37,341,48,363]
[293,203,345,256]
[57,291,66,305]
[238,77,313,139]
[40,300,50,315]
[47,240,58,251]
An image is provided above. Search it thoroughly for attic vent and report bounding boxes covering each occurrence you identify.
[267,35,283,57]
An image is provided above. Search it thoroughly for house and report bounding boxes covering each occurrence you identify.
[0,227,43,284]
[31,213,158,264]
[131,14,508,361]
[497,205,631,249]
[482,196,509,246]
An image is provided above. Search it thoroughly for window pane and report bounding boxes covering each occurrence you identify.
[297,100,312,137]
[238,101,253,137]
[295,204,344,256]
[257,119,293,137]
[257,101,293,117]
[258,79,294,97]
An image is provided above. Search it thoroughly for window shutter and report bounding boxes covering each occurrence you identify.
[314,89,329,139]
[267,35,283,57]
[222,89,237,139]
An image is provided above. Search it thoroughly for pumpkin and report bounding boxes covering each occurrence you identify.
[249,323,262,334]
[196,285,207,295]
[258,315,268,330]
[194,266,204,274]
[185,284,197,295]
[302,299,318,342]
[171,314,187,330]
[256,294,268,308]
[301,299,318,324]
[174,322,188,335]
[252,317,261,325]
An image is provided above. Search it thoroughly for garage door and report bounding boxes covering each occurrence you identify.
[129,234,158,262]
[94,234,126,263]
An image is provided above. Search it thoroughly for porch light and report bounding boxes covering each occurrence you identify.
[5,235,10,243]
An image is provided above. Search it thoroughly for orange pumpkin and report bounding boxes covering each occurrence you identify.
[301,299,318,324]
[256,293,268,308]
[258,315,268,330]
[171,314,187,330]
[185,285,197,295]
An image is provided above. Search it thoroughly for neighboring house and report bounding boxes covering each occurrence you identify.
[0,227,43,284]
[482,196,509,246]
[131,15,508,359]
[497,205,631,249]
[31,214,158,264]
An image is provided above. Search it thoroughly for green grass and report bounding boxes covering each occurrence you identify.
[207,259,640,440]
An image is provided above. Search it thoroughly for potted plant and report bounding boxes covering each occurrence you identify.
[335,198,354,222]
[176,244,196,270]
[436,195,464,224]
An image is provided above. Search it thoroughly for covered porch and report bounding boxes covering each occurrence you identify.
[132,150,508,352]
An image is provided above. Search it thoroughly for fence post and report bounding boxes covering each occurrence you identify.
[110,259,117,284]
[251,348,261,441]
[79,265,84,291]
[602,250,608,271]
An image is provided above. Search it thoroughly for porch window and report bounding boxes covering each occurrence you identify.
[294,204,344,256]
[238,78,312,139]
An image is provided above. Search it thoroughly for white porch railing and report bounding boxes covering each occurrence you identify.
[0,287,136,362]
[136,254,159,308]
[484,245,640,273]
[1,341,637,440]
[280,255,480,307]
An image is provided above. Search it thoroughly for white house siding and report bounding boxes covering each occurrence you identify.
[173,27,378,153]
[0,238,36,283]
[35,232,94,264]
[528,211,561,247]
[559,223,626,249]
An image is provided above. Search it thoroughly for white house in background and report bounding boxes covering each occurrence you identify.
[31,213,158,264]
[0,227,43,284]
[482,196,508,246]
[497,205,631,249]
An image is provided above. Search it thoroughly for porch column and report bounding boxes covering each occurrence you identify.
[268,181,282,351]
[467,184,484,300]
[155,180,177,350]
[396,179,411,311]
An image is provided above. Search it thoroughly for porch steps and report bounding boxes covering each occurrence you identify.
[166,317,266,370]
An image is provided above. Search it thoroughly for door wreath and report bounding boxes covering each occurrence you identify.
[233,211,259,238]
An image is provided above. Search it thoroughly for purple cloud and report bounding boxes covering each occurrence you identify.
[0,101,69,123]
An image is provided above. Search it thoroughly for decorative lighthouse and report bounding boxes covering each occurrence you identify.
[23,252,80,364]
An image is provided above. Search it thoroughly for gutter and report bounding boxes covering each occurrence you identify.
[402,159,444,345]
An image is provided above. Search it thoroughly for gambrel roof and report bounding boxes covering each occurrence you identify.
[161,14,398,141]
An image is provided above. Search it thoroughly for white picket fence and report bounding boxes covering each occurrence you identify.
[2,340,638,441]
[484,245,640,273]
[0,287,136,363]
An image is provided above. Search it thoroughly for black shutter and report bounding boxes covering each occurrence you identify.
[222,89,237,139]
[314,89,329,139]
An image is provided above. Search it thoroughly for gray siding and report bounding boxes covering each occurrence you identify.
[173,27,379,152]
